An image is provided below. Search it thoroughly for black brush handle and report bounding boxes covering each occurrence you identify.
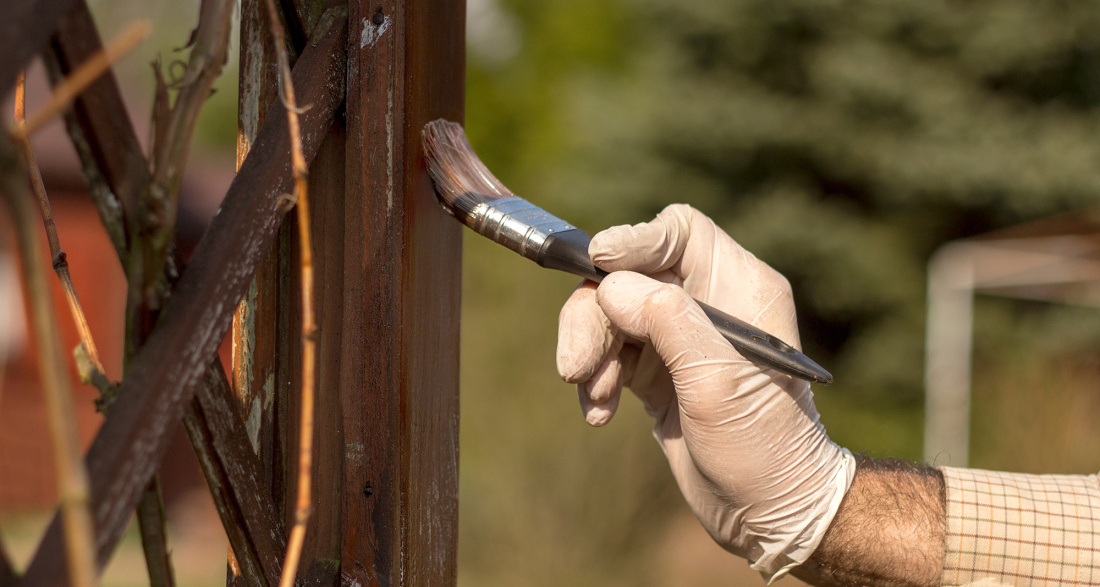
[537,229,833,385]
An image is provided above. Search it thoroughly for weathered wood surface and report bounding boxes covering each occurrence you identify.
[233,0,295,508]
[340,0,465,584]
[18,12,349,586]
[185,357,287,587]
[239,0,465,583]
[0,0,78,101]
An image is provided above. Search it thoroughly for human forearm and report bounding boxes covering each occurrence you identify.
[792,457,945,587]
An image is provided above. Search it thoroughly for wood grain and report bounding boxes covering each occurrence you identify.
[341,0,464,584]
[18,12,349,586]
[185,357,287,587]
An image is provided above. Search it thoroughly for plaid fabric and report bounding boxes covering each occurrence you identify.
[941,467,1100,586]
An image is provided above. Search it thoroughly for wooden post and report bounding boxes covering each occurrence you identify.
[235,1,464,584]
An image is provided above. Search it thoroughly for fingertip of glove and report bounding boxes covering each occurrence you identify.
[556,351,591,384]
[585,406,614,427]
[579,385,618,427]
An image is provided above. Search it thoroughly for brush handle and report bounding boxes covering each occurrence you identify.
[538,229,833,385]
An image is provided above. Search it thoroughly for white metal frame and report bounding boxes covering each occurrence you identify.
[924,235,1100,466]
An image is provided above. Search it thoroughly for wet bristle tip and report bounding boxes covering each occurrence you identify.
[422,119,514,219]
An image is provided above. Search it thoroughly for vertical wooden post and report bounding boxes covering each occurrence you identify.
[235,1,464,584]
[342,1,464,583]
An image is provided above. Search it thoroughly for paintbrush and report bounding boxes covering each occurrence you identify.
[421,119,832,385]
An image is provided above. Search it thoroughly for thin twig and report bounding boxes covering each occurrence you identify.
[13,19,150,140]
[13,72,109,388]
[136,482,175,587]
[262,0,315,585]
[0,131,95,587]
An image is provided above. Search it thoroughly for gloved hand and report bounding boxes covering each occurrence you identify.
[556,204,855,581]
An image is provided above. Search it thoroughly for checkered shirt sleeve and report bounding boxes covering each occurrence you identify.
[940,466,1100,586]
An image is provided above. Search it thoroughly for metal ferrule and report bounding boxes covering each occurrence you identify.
[468,197,574,261]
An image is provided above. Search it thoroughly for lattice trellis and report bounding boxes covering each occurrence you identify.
[0,1,464,585]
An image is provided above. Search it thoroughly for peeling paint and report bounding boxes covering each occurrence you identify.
[346,442,366,462]
[246,396,262,451]
[360,14,390,48]
[263,372,274,408]
[234,278,259,398]
[238,24,265,169]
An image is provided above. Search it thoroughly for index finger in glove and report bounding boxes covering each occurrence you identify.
[590,203,799,344]
[596,271,746,377]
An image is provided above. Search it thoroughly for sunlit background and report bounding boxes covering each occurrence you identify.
[3,1,1100,585]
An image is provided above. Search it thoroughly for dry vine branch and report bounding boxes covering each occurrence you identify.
[16,17,179,581]
[262,1,317,585]
[13,72,111,395]
[0,131,95,587]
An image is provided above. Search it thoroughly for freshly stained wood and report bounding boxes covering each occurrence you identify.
[18,12,349,586]
[341,0,464,583]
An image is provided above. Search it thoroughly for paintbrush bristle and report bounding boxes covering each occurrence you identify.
[422,119,514,220]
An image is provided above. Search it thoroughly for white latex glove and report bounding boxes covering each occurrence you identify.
[556,204,855,581]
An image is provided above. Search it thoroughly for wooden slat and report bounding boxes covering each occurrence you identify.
[0,0,77,99]
[185,357,287,587]
[233,0,284,504]
[259,122,350,586]
[340,0,464,584]
[17,13,349,586]
[45,0,142,257]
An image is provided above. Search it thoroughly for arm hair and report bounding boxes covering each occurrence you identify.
[791,456,946,587]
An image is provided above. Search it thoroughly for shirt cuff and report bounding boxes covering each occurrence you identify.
[940,466,1100,586]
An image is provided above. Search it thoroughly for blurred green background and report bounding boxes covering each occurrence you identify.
[9,0,1100,585]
